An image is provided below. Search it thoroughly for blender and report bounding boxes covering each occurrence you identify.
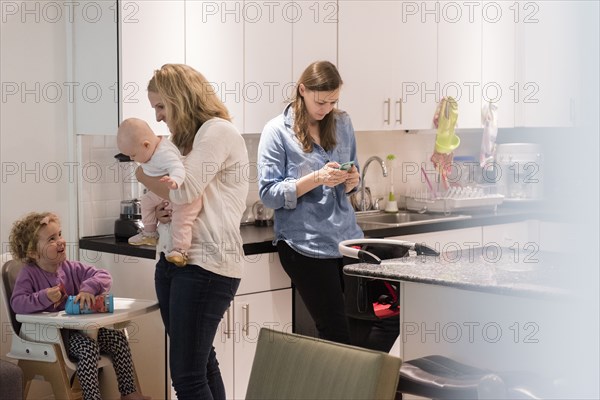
[113,153,143,241]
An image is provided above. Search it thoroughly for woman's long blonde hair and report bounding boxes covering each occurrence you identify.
[147,64,231,155]
[293,61,343,152]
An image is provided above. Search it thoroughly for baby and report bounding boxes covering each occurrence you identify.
[117,118,202,266]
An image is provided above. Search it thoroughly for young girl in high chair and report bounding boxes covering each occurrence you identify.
[9,211,150,400]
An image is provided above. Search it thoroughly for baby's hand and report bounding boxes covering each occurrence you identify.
[160,176,179,190]
[46,286,63,304]
[75,292,96,310]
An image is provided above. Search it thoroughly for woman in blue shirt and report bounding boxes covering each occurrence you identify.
[258,61,364,344]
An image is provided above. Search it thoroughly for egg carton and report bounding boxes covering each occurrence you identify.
[406,186,504,213]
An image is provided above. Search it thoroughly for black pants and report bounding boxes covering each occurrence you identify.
[277,241,372,345]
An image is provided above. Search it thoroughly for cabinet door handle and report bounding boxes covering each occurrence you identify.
[225,307,232,339]
[396,100,402,124]
[384,98,391,125]
[242,304,249,336]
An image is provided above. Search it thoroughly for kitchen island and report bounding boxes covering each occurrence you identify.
[343,245,590,398]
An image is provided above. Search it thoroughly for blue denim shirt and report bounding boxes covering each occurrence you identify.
[258,104,364,258]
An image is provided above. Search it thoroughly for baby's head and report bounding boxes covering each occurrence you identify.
[117,118,159,163]
[9,212,62,264]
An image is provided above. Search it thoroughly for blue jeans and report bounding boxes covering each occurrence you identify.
[155,253,240,400]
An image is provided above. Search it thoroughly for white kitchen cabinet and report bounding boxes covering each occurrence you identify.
[338,1,437,131]
[292,0,338,80]
[338,1,398,131]
[73,0,119,135]
[244,1,293,133]
[213,254,292,399]
[482,220,540,250]
[78,250,167,400]
[394,2,439,131]
[515,1,580,127]
[232,289,293,399]
[388,226,483,253]
[437,0,482,129]
[83,250,292,400]
[186,1,245,132]
[538,221,574,252]
[481,0,516,128]
[119,0,185,135]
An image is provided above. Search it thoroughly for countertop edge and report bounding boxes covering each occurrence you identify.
[79,209,551,260]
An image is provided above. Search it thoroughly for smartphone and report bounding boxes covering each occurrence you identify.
[339,161,355,171]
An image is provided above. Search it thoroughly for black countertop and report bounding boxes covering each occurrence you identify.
[79,206,554,260]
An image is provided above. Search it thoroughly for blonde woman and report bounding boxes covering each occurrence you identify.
[136,64,249,400]
[257,61,364,344]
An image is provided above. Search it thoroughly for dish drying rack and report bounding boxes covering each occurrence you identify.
[406,186,504,213]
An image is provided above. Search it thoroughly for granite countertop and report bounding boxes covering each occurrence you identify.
[343,246,573,299]
[79,206,554,259]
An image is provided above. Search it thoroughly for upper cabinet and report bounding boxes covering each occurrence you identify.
[187,1,321,134]
[74,1,587,136]
[482,0,515,128]
[292,1,338,80]
[244,1,293,133]
[73,1,118,135]
[338,1,438,131]
[515,1,580,127]
[119,1,185,135]
[438,0,483,129]
[338,1,403,131]
[186,1,244,132]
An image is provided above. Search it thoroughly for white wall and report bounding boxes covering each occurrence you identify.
[1,10,74,248]
[0,8,72,373]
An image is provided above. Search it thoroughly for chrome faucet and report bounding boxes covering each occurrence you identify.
[359,156,388,211]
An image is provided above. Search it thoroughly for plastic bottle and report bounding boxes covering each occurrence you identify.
[65,294,114,314]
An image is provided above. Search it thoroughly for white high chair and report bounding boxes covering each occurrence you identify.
[1,253,157,399]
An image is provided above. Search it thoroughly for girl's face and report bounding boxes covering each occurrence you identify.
[33,221,66,271]
[148,91,173,133]
[299,84,340,125]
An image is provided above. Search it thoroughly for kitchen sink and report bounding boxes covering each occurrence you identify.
[355,211,470,228]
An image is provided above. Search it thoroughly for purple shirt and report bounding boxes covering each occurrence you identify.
[11,260,112,314]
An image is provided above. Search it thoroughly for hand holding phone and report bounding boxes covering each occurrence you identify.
[338,161,355,171]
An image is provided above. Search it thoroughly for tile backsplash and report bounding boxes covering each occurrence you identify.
[78,135,122,237]
[78,130,482,237]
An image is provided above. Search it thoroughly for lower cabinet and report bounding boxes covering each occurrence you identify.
[387,227,483,251]
[215,288,293,400]
[482,220,540,249]
[388,221,541,251]
[80,250,291,400]
[78,250,167,400]
[218,252,292,400]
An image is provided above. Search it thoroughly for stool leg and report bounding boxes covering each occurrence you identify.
[18,345,83,400]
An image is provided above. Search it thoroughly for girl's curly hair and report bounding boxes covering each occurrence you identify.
[9,212,60,264]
